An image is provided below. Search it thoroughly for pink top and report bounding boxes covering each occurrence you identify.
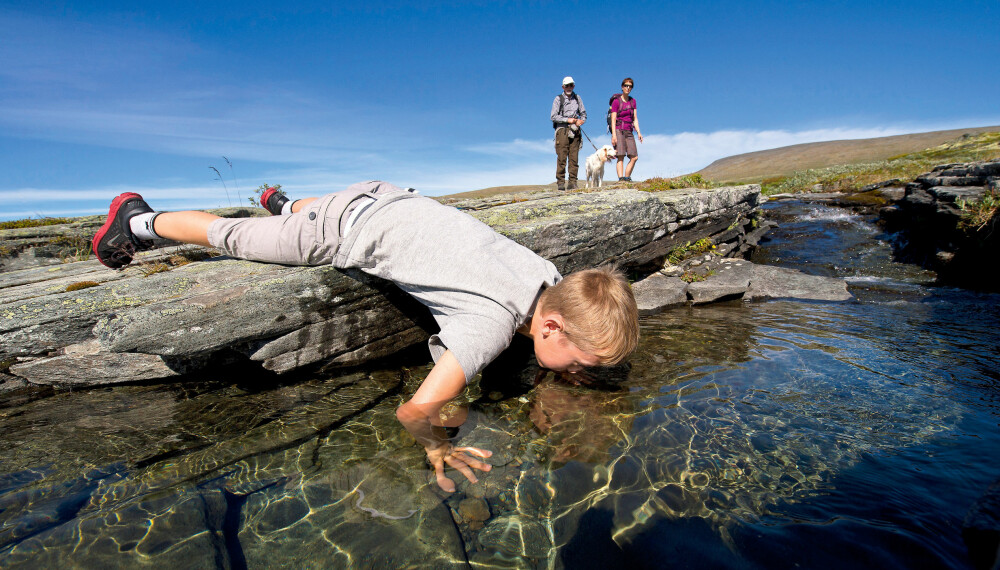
[612,96,637,132]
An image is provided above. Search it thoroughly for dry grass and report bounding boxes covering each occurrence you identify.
[638,174,717,192]
[698,125,1000,184]
[437,184,555,204]
[957,189,999,232]
[65,281,99,292]
[168,247,219,266]
[0,217,72,230]
[680,270,712,283]
[51,234,93,262]
[136,247,220,276]
[138,262,171,277]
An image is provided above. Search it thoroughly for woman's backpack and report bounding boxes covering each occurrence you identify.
[606,95,618,134]
[607,94,635,133]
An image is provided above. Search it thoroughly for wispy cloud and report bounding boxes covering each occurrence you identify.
[464,138,553,157]
[0,12,415,166]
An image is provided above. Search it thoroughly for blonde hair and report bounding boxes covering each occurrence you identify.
[537,266,639,365]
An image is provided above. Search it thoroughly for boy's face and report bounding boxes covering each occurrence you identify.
[532,324,601,374]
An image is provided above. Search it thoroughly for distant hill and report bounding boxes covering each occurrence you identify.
[437,184,555,204]
[697,126,1000,183]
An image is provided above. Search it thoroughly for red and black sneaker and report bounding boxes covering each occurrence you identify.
[259,187,290,215]
[91,192,155,269]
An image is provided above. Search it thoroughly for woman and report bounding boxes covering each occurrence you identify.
[610,77,643,182]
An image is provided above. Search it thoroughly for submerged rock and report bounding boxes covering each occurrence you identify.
[238,455,467,569]
[0,487,229,569]
[459,497,491,522]
[478,514,552,560]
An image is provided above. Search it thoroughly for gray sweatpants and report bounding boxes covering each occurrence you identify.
[207,181,412,267]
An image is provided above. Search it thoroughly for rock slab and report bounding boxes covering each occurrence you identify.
[633,259,851,315]
[879,159,1000,288]
[1,186,767,387]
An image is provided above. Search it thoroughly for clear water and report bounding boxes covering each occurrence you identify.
[1,201,998,568]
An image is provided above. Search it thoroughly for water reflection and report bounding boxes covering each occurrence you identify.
[528,379,633,466]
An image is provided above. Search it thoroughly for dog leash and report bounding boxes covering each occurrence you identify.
[580,127,599,152]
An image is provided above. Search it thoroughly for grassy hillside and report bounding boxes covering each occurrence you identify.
[697,126,1000,183]
[758,131,1000,195]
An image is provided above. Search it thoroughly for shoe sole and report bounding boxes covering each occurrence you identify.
[92,192,143,268]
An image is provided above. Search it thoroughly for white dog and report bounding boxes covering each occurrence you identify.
[585,145,617,188]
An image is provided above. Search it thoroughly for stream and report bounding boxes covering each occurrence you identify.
[1,200,998,568]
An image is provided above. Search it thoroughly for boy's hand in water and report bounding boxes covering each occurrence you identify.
[424,443,492,493]
[395,350,496,492]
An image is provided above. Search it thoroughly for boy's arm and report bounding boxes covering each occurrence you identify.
[395,350,493,492]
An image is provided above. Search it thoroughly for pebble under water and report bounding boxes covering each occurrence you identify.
[1,200,998,569]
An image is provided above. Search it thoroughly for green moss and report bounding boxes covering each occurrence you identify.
[479,210,520,227]
[667,238,714,265]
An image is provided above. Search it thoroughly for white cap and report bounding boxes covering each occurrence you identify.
[562,76,575,86]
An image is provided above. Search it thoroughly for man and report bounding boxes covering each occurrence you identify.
[550,76,587,191]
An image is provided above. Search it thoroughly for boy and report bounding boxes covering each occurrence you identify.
[93,181,639,491]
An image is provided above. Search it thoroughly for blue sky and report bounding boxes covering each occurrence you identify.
[1,0,997,220]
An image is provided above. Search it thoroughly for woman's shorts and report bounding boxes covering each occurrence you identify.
[615,129,638,159]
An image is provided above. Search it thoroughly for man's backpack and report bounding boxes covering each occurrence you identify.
[552,92,580,128]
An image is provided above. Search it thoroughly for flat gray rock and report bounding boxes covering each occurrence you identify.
[632,272,688,315]
[688,261,753,304]
[634,259,851,310]
[9,349,181,385]
[746,264,853,301]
